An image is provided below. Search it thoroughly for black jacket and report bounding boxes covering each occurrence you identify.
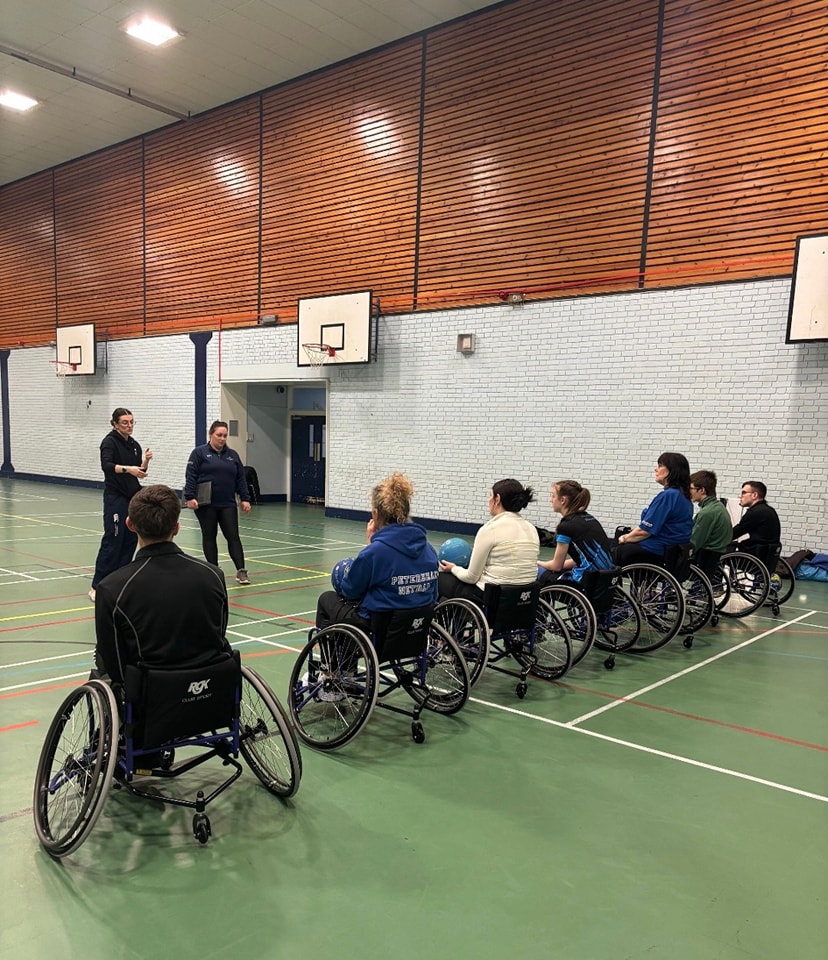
[732,500,781,546]
[100,429,144,498]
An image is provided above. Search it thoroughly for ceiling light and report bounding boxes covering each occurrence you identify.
[0,90,38,111]
[125,16,180,46]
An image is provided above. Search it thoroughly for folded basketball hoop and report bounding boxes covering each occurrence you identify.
[50,360,77,377]
[302,343,337,368]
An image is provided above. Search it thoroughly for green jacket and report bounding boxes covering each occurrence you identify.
[691,496,732,553]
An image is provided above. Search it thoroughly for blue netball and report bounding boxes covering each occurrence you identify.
[331,557,355,594]
[438,537,472,567]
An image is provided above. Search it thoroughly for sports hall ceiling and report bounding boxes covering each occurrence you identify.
[0,0,502,187]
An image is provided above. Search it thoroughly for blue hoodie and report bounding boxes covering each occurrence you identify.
[340,522,438,619]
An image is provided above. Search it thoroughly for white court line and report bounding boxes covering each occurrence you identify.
[1,672,89,693]
[470,695,828,804]
[0,650,94,670]
[567,610,816,727]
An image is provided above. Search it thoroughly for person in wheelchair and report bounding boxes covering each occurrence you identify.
[730,480,781,556]
[438,478,539,603]
[689,470,732,579]
[94,484,232,687]
[536,480,614,585]
[315,472,439,633]
[615,452,693,565]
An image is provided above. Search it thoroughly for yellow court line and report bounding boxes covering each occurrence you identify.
[227,573,327,589]
[244,558,330,576]
[0,511,96,536]
[0,605,92,623]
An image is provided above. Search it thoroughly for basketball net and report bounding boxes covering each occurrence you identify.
[51,360,77,378]
[302,343,337,368]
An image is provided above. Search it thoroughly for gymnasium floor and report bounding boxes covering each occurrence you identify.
[1,479,826,960]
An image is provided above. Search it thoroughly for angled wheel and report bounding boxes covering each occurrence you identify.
[33,680,119,859]
[239,664,302,798]
[288,625,379,750]
[538,583,597,668]
[433,597,489,687]
[527,599,572,679]
[623,563,685,652]
[594,586,641,652]
[394,623,470,715]
[717,552,769,618]
[767,558,795,610]
[680,565,714,636]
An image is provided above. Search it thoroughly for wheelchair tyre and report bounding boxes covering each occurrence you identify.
[623,564,685,652]
[33,680,119,859]
[288,625,379,750]
[538,583,597,668]
[594,586,641,652]
[239,665,302,798]
[679,566,714,635]
[717,553,770,618]
[767,558,795,608]
[394,623,470,715]
[433,597,490,687]
[527,599,572,680]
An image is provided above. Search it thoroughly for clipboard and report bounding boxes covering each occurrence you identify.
[196,481,212,507]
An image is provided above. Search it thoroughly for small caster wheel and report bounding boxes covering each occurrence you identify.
[683,636,693,649]
[516,682,527,699]
[160,749,175,770]
[411,722,425,744]
[193,813,211,844]
[771,603,780,616]
[604,656,615,670]
[711,614,719,626]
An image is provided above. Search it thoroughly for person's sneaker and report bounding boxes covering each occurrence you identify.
[88,588,96,603]
[235,569,250,584]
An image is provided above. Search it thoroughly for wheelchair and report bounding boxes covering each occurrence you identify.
[659,543,716,648]
[33,652,302,858]
[288,605,470,750]
[436,582,571,697]
[713,543,795,618]
[621,562,686,653]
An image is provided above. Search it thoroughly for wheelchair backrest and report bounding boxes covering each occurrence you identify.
[124,650,241,748]
[693,548,724,582]
[483,582,539,634]
[578,567,622,616]
[662,542,692,581]
[371,606,434,662]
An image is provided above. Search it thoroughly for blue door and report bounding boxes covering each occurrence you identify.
[291,415,326,504]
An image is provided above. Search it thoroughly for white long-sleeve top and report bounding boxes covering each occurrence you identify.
[450,511,540,587]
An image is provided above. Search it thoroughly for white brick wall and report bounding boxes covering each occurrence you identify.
[3,277,826,551]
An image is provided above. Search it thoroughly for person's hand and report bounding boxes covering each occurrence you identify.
[439,560,454,572]
[240,500,252,514]
[366,518,376,542]
[131,466,147,479]
[185,498,199,510]
[144,448,153,463]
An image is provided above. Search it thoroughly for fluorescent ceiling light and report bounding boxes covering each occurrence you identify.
[0,90,38,111]
[125,16,180,46]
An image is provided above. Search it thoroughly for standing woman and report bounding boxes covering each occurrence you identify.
[90,408,152,602]
[537,480,615,585]
[439,478,539,602]
[184,421,252,584]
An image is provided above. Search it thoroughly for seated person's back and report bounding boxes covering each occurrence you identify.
[731,480,781,553]
[94,484,231,684]
[537,480,614,585]
[688,469,732,571]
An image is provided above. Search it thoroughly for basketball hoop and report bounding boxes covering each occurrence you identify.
[302,343,337,368]
[51,360,77,377]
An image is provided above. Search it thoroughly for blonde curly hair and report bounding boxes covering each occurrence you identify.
[371,472,414,527]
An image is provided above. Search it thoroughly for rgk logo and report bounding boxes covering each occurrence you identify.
[520,591,531,602]
[187,679,210,695]
[412,618,424,629]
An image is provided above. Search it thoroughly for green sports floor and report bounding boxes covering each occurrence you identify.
[1,479,826,960]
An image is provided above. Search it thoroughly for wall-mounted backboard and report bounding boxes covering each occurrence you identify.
[297,290,374,366]
[55,323,96,375]
[786,233,828,343]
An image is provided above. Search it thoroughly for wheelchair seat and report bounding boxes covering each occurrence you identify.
[371,606,434,662]
[661,543,693,583]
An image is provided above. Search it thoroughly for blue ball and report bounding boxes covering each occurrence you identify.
[331,557,355,594]
[438,537,472,567]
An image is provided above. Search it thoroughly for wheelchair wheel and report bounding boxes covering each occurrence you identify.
[393,623,470,715]
[717,552,770,618]
[679,566,714,636]
[288,625,379,750]
[623,563,685,652]
[527,599,572,679]
[538,583,597,668]
[594,586,641,652]
[433,597,490,687]
[33,680,119,859]
[239,665,302,798]
[767,557,795,611]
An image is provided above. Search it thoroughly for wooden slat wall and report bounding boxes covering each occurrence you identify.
[260,40,423,324]
[645,0,828,285]
[0,0,826,349]
[55,142,143,332]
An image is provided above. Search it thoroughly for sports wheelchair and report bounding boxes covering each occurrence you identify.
[288,606,470,750]
[33,652,302,858]
[434,581,571,697]
[713,543,795,618]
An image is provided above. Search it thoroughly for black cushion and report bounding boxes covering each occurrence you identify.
[577,567,622,616]
[371,606,433,662]
[484,582,539,634]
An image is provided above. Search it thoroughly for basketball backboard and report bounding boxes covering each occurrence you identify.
[786,233,828,343]
[297,290,373,366]
[55,323,96,375]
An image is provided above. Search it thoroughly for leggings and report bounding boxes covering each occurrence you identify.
[196,506,245,570]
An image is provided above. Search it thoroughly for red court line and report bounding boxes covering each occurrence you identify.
[0,680,84,700]
[229,600,315,626]
[242,649,295,658]
[1,720,40,733]
[0,615,93,634]
[559,680,828,752]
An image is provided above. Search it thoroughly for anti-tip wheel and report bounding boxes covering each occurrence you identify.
[411,722,425,744]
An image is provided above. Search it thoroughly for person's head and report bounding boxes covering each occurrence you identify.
[111,407,134,440]
[371,472,414,529]
[550,480,591,516]
[489,479,535,515]
[208,420,229,451]
[126,484,181,544]
[654,452,690,497]
[689,470,717,503]
[739,480,767,507]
